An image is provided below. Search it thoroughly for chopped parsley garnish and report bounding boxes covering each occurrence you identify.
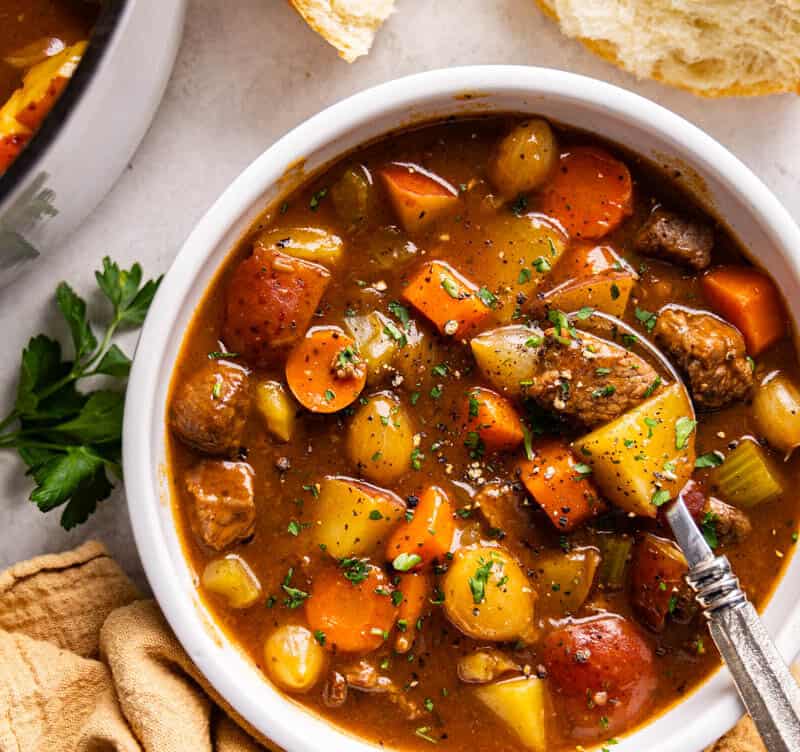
[518,268,532,284]
[207,350,239,359]
[510,194,528,217]
[369,510,384,520]
[547,308,575,341]
[211,379,222,399]
[595,367,612,376]
[430,385,443,399]
[287,520,301,536]
[610,283,620,300]
[695,452,724,469]
[643,376,662,398]
[651,488,671,507]
[644,416,658,438]
[415,727,439,744]
[383,320,408,346]
[388,300,410,327]
[313,630,326,646]
[675,416,697,450]
[411,448,425,470]
[576,306,594,320]
[410,391,421,405]
[522,425,535,460]
[573,462,593,480]
[440,274,461,298]
[469,556,494,604]
[532,256,552,274]
[309,187,328,210]
[392,590,404,607]
[393,552,423,572]
[468,393,480,417]
[340,557,370,584]
[324,388,335,402]
[432,363,448,377]
[634,307,658,332]
[281,568,309,608]
[477,286,497,308]
[592,385,617,399]
[701,512,719,549]
[525,335,543,348]
[464,431,485,459]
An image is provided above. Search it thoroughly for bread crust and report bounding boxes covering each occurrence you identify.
[533,0,800,98]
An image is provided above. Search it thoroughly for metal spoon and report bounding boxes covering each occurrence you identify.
[566,310,800,749]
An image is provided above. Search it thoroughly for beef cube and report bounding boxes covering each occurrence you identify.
[635,208,713,270]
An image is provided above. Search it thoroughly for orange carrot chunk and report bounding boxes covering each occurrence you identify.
[517,439,607,532]
[285,327,366,413]
[394,572,432,653]
[385,486,455,570]
[306,564,398,654]
[702,266,787,356]
[379,162,459,233]
[464,386,524,454]
[539,147,633,240]
[403,259,491,338]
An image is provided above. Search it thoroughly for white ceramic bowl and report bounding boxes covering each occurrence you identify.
[124,66,800,752]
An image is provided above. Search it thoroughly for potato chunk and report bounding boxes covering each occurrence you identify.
[470,325,545,398]
[573,382,696,517]
[347,392,414,483]
[253,226,344,265]
[535,271,636,319]
[264,625,327,693]
[474,677,549,752]
[488,119,558,198]
[201,555,261,608]
[535,547,600,619]
[254,380,296,442]
[442,546,536,642]
[314,476,406,558]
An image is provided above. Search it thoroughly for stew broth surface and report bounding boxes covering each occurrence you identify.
[168,116,799,751]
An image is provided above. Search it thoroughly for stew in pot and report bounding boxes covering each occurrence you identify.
[166,115,799,751]
[0,0,98,174]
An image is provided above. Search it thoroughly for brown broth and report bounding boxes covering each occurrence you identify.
[167,116,800,751]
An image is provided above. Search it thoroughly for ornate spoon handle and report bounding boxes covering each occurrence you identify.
[667,498,800,752]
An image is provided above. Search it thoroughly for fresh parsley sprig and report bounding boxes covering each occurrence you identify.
[0,257,161,529]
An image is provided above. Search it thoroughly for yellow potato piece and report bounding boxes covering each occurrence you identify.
[254,380,296,442]
[201,555,262,608]
[537,271,635,319]
[313,475,405,558]
[474,677,549,752]
[470,325,544,398]
[573,382,696,518]
[535,547,600,619]
[264,625,327,693]
[488,119,558,198]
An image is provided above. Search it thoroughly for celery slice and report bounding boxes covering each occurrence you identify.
[710,439,782,509]
[597,535,633,590]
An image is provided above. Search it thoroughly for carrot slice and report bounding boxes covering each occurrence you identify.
[380,162,459,233]
[403,259,491,338]
[464,386,524,454]
[539,147,633,240]
[306,564,397,653]
[517,439,607,532]
[385,486,455,570]
[394,572,432,653]
[285,327,366,413]
[702,266,787,356]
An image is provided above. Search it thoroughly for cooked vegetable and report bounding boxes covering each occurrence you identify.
[314,476,406,558]
[488,119,558,198]
[516,439,607,531]
[463,387,524,453]
[535,547,600,619]
[539,147,633,239]
[264,625,327,693]
[442,546,536,642]
[253,226,344,266]
[394,572,431,653]
[201,555,262,608]
[331,165,377,226]
[709,438,782,508]
[597,534,633,590]
[470,325,545,397]
[385,486,455,569]
[305,564,397,653]
[629,533,688,632]
[542,617,656,737]
[344,311,401,383]
[574,382,696,517]
[254,380,296,442]
[286,327,366,413]
[223,246,331,363]
[550,241,630,284]
[457,648,521,684]
[474,677,549,752]
[347,392,414,483]
[536,271,635,319]
[0,257,159,529]
[379,162,459,233]
[362,225,419,270]
[753,372,800,456]
[403,259,490,337]
[702,266,787,355]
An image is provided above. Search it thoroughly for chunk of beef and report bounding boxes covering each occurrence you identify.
[343,660,424,720]
[185,460,256,550]
[527,329,661,426]
[170,360,251,456]
[634,208,713,271]
[474,482,536,569]
[653,305,752,409]
[705,496,751,546]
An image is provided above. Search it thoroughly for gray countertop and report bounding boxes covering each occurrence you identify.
[1,0,799,589]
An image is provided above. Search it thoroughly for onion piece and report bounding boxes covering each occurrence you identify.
[753,371,800,458]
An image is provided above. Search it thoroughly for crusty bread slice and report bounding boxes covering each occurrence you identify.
[535,0,800,97]
[290,0,396,63]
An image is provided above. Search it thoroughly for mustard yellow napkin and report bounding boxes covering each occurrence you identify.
[0,540,786,752]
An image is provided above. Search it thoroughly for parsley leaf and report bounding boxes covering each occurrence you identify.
[695,452,724,469]
[675,416,697,450]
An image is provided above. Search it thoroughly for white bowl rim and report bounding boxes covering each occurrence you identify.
[124,65,800,752]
